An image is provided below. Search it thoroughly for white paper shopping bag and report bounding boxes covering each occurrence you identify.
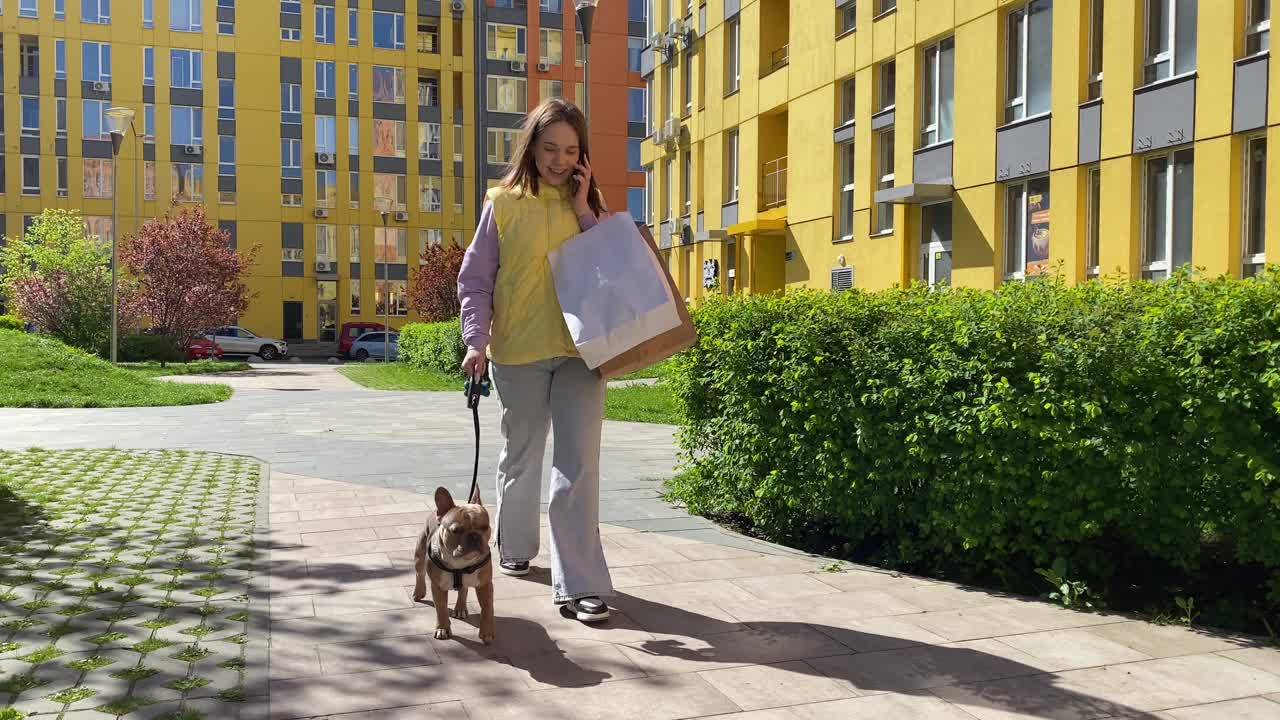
[548,212,683,369]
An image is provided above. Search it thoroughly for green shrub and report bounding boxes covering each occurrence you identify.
[119,335,184,364]
[667,268,1280,604]
[398,320,466,377]
[0,315,24,331]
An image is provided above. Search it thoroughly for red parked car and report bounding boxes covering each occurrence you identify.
[186,337,225,361]
[338,322,387,359]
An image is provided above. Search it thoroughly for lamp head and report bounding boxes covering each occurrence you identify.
[575,0,599,45]
[105,106,136,135]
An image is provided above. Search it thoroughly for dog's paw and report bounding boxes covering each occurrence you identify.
[451,605,469,620]
[479,628,496,645]
[434,626,452,640]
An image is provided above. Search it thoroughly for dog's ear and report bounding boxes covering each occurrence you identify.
[434,487,456,518]
[468,483,482,506]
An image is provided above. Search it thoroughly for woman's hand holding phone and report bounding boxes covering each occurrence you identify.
[571,155,594,217]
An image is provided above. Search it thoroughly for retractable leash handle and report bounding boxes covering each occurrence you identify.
[463,370,491,504]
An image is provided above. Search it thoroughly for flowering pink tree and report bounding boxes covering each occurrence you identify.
[120,206,258,353]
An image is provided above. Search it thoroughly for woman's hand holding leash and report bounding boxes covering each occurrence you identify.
[462,347,487,381]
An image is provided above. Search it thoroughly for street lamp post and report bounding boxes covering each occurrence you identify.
[575,0,599,120]
[105,106,137,365]
[378,206,391,363]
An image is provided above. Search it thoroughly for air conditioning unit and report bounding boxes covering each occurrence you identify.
[316,151,334,165]
[393,211,409,222]
[184,144,203,156]
[509,61,527,72]
[661,118,680,150]
[315,261,332,272]
[830,267,854,292]
[313,208,329,218]
[650,32,670,49]
[537,62,550,72]
[650,125,665,145]
[92,80,111,92]
[450,0,465,13]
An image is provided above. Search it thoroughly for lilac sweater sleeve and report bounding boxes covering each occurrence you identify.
[457,200,600,353]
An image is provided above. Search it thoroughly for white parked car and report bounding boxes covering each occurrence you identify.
[350,331,399,362]
[205,326,288,361]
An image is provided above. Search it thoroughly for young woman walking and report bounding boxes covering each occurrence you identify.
[456,98,613,622]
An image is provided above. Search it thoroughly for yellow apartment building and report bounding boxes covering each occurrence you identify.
[1,0,644,342]
[640,0,1277,302]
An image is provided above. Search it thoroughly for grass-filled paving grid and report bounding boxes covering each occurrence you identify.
[0,449,259,718]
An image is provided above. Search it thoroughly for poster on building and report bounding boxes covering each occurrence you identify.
[1026,188,1050,277]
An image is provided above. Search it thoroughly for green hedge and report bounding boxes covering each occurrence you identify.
[399,320,466,376]
[119,334,184,364]
[0,314,24,331]
[667,269,1280,604]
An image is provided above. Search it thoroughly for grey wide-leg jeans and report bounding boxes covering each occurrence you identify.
[490,357,614,603]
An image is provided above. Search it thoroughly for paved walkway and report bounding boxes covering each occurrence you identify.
[2,366,1279,719]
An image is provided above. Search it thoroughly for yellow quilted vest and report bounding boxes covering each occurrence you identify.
[486,183,581,365]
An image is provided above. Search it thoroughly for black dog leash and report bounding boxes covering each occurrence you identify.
[463,369,491,505]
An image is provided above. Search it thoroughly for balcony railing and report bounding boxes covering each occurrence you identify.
[761,156,788,210]
[417,33,439,54]
[766,44,790,75]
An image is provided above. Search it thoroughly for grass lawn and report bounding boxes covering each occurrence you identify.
[615,358,674,381]
[337,362,463,391]
[339,360,682,424]
[119,359,252,379]
[0,330,231,408]
[0,448,259,714]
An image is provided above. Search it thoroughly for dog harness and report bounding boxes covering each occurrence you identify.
[428,536,491,591]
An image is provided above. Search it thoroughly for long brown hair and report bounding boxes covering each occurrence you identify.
[500,98,605,217]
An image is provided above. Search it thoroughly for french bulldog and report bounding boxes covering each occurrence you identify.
[413,486,496,643]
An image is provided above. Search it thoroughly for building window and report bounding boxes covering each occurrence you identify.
[350,226,361,262]
[628,37,644,72]
[839,77,856,126]
[315,61,337,99]
[1086,166,1101,277]
[281,0,302,40]
[348,7,359,45]
[419,123,441,160]
[316,224,337,265]
[628,138,643,171]
[1141,148,1194,279]
[1005,0,1053,122]
[373,119,407,158]
[920,38,955,146]
[376,280,409,316]
[282,193,303,207]
[217,0,234,34]
[454,177,464,213]
[143,0,153,28]
[19,0,37,18]
[375,227,408,263]
[541,79,565,99]
[82,0,110,23]
[487,23,527,61]
[877,60,896,112]
[628,0,646,22]
[20,97,39,137]
[83,42,112,82]
[1144,0,1197,84]
[350,278,361,313]
[56,98,67,138]
[874,129,895,234]
[373,173,408,211]
[144,104,156,141]
[143,47,155,86]
[1246,0,1271,55]
[419,176,442,213]
[171,106,203,146]
[218,79,235,121]
[143,161,156,199]
[576,81,586,105]
[283,246,305,262]
[373,11,406,50]
[170,0,202,32]
[1088,0,1104,99]
[83,158,114,199]
[663,63,674,122]
[282,138,302,179]
[681,150,692,215]
[1004,175,1051,280]
[172,162,204,201]
[170,49,203,89]
[540,28,563,65]
[487,128,519,164]
[629,87,647,125]
[418,76,440,107]
[486,77,528,113]
[838,141,855,240]
[453,124,464,162]
[661,159,672,219]
[316,115,337,154]
[349,63,359,100]
[218,136,235,177]
[55,39,66,79]
[725,19,741,94]
[56,0,67,20]
[57,157,68,197]
[316,5,336,43]
[576,31,586,67]
[920,202,953,287]
[420,229,443,257]
[350,171,360,208]
[1243,136,1266,276]
[19,39,39,81]
[83,99,111,140]
[347,117,360,155]
[541,0,563,12]
[317,170,337,207]
[628,187,646,222]
[839,2,856,35]
[877,0,897,14]
[683,54,693,116]
[281,83,303,124]
[724,129,739,203]
[84,217,114,248]
[372,66,406,103]
[419,19,440,53]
